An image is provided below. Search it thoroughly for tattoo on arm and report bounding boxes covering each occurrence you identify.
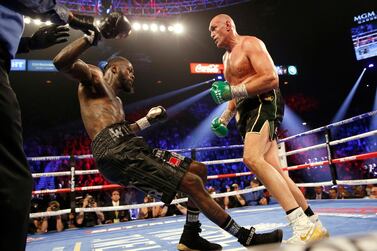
[53,37,93,84]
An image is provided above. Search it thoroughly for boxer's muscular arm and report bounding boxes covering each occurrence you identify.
[53,37,93,85]
[241,37,279,95]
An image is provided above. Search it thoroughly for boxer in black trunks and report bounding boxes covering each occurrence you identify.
[53,13,283,250]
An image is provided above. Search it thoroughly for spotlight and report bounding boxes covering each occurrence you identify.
[168,25,174,32]
[150,23,158,32]
[33,19,41,25]
[159,25,166,32]
[24,17,31,24]
[173,23,184,34]
[142,24,149,31]
[369,63,374,68]
[95,20,101,26]
[132,23,141,31]
[216,75,224,80]
[45,20,52,25]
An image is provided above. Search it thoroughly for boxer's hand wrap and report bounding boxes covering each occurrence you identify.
[220,108,236,125]
[99,12,132,39]
[230,83,249,99]
[211,108,235,137]
[84,31,96,45]
[136,106,167,130]
[210,81,249,105]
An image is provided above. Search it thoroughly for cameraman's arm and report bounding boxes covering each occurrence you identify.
[40,218,48,233]
[56,215,64,232]
[91,202,104,223]
[40,206,52,233]
[76,211,84,225]
[236,194,246,206]
[76,198,88,225]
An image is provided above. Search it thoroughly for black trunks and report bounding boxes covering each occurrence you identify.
[236,89,284,140]
[91,121,192,204]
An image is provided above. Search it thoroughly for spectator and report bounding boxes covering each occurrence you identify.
[104,190,131,224]
[40,201,66,233]
[351,185,366,199]
[242,178,268,206]
[310,186,329,200]
[329,187,338,199]
[337,185,350,199]
[137,195,163,219]
[369,186,377,199]
[76,194,104,227]
[224,183,246,209]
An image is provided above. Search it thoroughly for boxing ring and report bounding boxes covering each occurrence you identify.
[26,111,377,250]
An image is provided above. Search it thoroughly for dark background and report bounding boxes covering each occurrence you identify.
[10,0,377,139]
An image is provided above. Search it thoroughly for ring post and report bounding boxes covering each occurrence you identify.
[325,129,338,185]
[191,148,197,161]
[69,155,76,214]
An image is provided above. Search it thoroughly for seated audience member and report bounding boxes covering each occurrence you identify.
[137,195,164,219]
[242,178,268,206]
[40,201,66,233]
[310,186,329,200]
[351,185,366,198]
[369,186,377,199]
[224,183,246,209]
[329,187,338,199]
[337,185,350,199]
[366,184,374,197]
[76,194,104,227]
[104,190,131,224]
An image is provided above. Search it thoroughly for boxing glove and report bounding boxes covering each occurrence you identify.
[136,106,167,130]
[99,12,132,39]
[210,81,232,105]
[211,117,228,137]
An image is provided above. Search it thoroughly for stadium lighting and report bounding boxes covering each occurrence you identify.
[33,19,42,25]
[150,23,158,32]
[142,24,149,31]
[132,22,141,31]
[24,17,31,24]
[159,25,166,32]
[173,23,184,34]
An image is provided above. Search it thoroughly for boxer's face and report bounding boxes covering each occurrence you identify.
[116,61,135,93]
[209,18,229,48]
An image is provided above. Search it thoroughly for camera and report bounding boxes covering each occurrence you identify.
[86,195,96,207]
[49,201,60,211]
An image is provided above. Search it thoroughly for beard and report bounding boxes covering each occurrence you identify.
[118,75,134,93]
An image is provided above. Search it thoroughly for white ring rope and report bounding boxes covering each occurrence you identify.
[29,178,377,219]
[29,128,377,172]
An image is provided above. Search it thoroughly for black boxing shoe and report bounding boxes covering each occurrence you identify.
[177,222,222,251]
[237,227,283,246]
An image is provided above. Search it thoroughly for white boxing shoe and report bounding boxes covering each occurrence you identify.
[285,208,324,245]
[309,214,330,238]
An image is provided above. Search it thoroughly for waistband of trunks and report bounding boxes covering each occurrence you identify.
[91,122,136,156]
